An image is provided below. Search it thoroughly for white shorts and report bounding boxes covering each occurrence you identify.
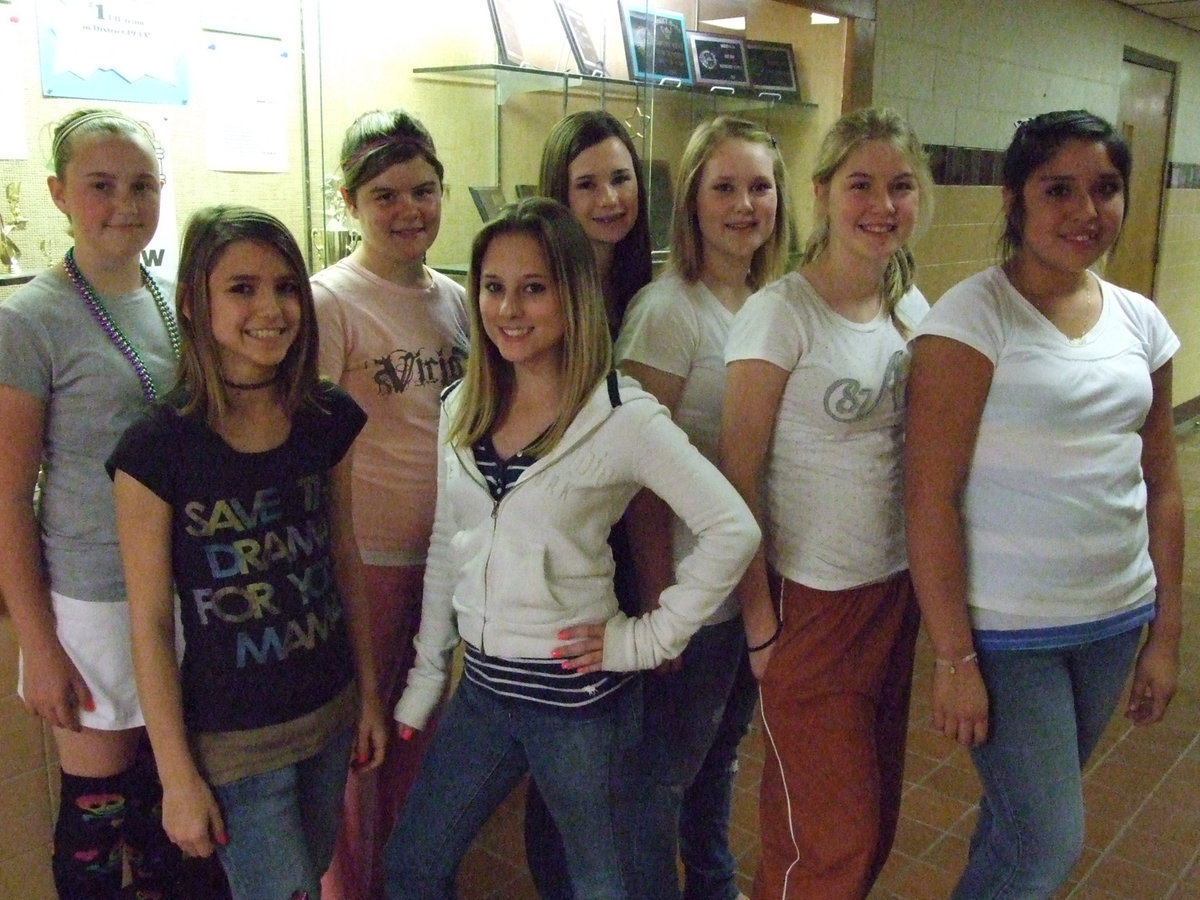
[18,592,146,731]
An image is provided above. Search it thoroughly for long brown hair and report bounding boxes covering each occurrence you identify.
[538,110,652,328]
[450,198,611,458]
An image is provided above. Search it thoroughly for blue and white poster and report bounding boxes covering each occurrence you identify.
[37,0,189,104]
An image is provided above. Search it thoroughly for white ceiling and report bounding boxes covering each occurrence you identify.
[1111,0,1200,33]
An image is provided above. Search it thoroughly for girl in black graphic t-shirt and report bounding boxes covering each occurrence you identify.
[109,205,386,900]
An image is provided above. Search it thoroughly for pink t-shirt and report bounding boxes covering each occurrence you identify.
[312,257,468,564]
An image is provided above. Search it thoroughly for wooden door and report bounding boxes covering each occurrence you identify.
[1107,57,1173,297]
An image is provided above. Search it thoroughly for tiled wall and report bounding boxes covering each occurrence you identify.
[872,0,1200,157]
[0,620,57,899]
[876,0,1200,412]
[911,184,1002,305]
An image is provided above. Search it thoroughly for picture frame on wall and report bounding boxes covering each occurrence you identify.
[687,31,750,89]
[556,1,607,77]
[745,39,799,96]
[619,3,692,86]
[487,0,526,67]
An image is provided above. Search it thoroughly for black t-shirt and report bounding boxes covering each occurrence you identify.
[108,383,367,732]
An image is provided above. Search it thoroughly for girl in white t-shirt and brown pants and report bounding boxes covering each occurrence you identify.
[719,108,933,900]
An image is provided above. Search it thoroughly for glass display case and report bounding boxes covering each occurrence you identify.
[0,0,848,298]
[407,61,817,269]
[307,0,846,277]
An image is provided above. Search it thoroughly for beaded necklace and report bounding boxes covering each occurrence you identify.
[64,248,181,402]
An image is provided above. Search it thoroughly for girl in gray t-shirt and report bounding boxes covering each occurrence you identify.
[0,109,184,897]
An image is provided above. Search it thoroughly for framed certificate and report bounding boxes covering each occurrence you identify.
[620,3,691,86]
[556,1,607,77]
[687,32,749,89]
[487,0,526,67]
[745,39,798,95]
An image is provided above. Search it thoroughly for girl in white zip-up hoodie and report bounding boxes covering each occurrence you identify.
[381,198,759,900]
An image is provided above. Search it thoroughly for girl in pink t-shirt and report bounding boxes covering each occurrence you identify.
[312,109,468,900]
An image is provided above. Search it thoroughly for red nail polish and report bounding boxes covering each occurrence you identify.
[83,699,96,712]
[550,649,561,658]
[217,832,228,846]
[357,753,367,765]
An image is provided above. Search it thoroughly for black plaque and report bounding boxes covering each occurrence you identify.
[620,4,691,85]
[687,32,749,88]
[487,0,526,67]
[745,39,798,94]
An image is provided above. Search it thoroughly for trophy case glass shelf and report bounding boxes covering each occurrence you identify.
[411,63,818,110]
[411,63,817,260]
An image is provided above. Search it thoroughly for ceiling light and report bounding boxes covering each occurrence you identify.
[700,16,746,30]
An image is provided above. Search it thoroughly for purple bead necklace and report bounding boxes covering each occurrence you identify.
[64,248,181,403]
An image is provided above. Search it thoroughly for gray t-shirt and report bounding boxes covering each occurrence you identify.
[0,267,177,602]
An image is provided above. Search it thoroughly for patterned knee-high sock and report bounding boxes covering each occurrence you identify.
[53,770,126,900]
[120,752,183,900]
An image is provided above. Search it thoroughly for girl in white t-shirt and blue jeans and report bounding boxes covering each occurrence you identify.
[615,115,793,900]
[905,110,1182,898]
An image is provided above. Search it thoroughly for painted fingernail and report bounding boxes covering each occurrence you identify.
[401,727,414,741]
[356,752,367,765]
[217,832,228,846]
[550,648,561,658]
[83,699,96,712]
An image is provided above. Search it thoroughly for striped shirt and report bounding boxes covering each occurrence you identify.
[472,435,537,501]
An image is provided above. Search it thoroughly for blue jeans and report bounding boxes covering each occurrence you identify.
[212,727,353,900]
[953,627,1143,899]
[638,616,758,900]
[383,675,641,900]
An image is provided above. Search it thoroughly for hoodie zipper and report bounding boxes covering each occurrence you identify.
[460,378,623,657]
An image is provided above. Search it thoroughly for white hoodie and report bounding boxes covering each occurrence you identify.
[394,371,760,729]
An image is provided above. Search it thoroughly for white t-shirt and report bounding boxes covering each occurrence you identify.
[616,271,737,624]
[915,266,1178,628]
[725,271,929,591]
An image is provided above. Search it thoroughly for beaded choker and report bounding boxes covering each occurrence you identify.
[64,248,181,403]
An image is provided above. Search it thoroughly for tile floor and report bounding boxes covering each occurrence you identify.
[454,423,1200,899]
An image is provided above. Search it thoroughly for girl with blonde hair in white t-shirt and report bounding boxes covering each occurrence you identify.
[616,114,792,900]
[719,106,933,899]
